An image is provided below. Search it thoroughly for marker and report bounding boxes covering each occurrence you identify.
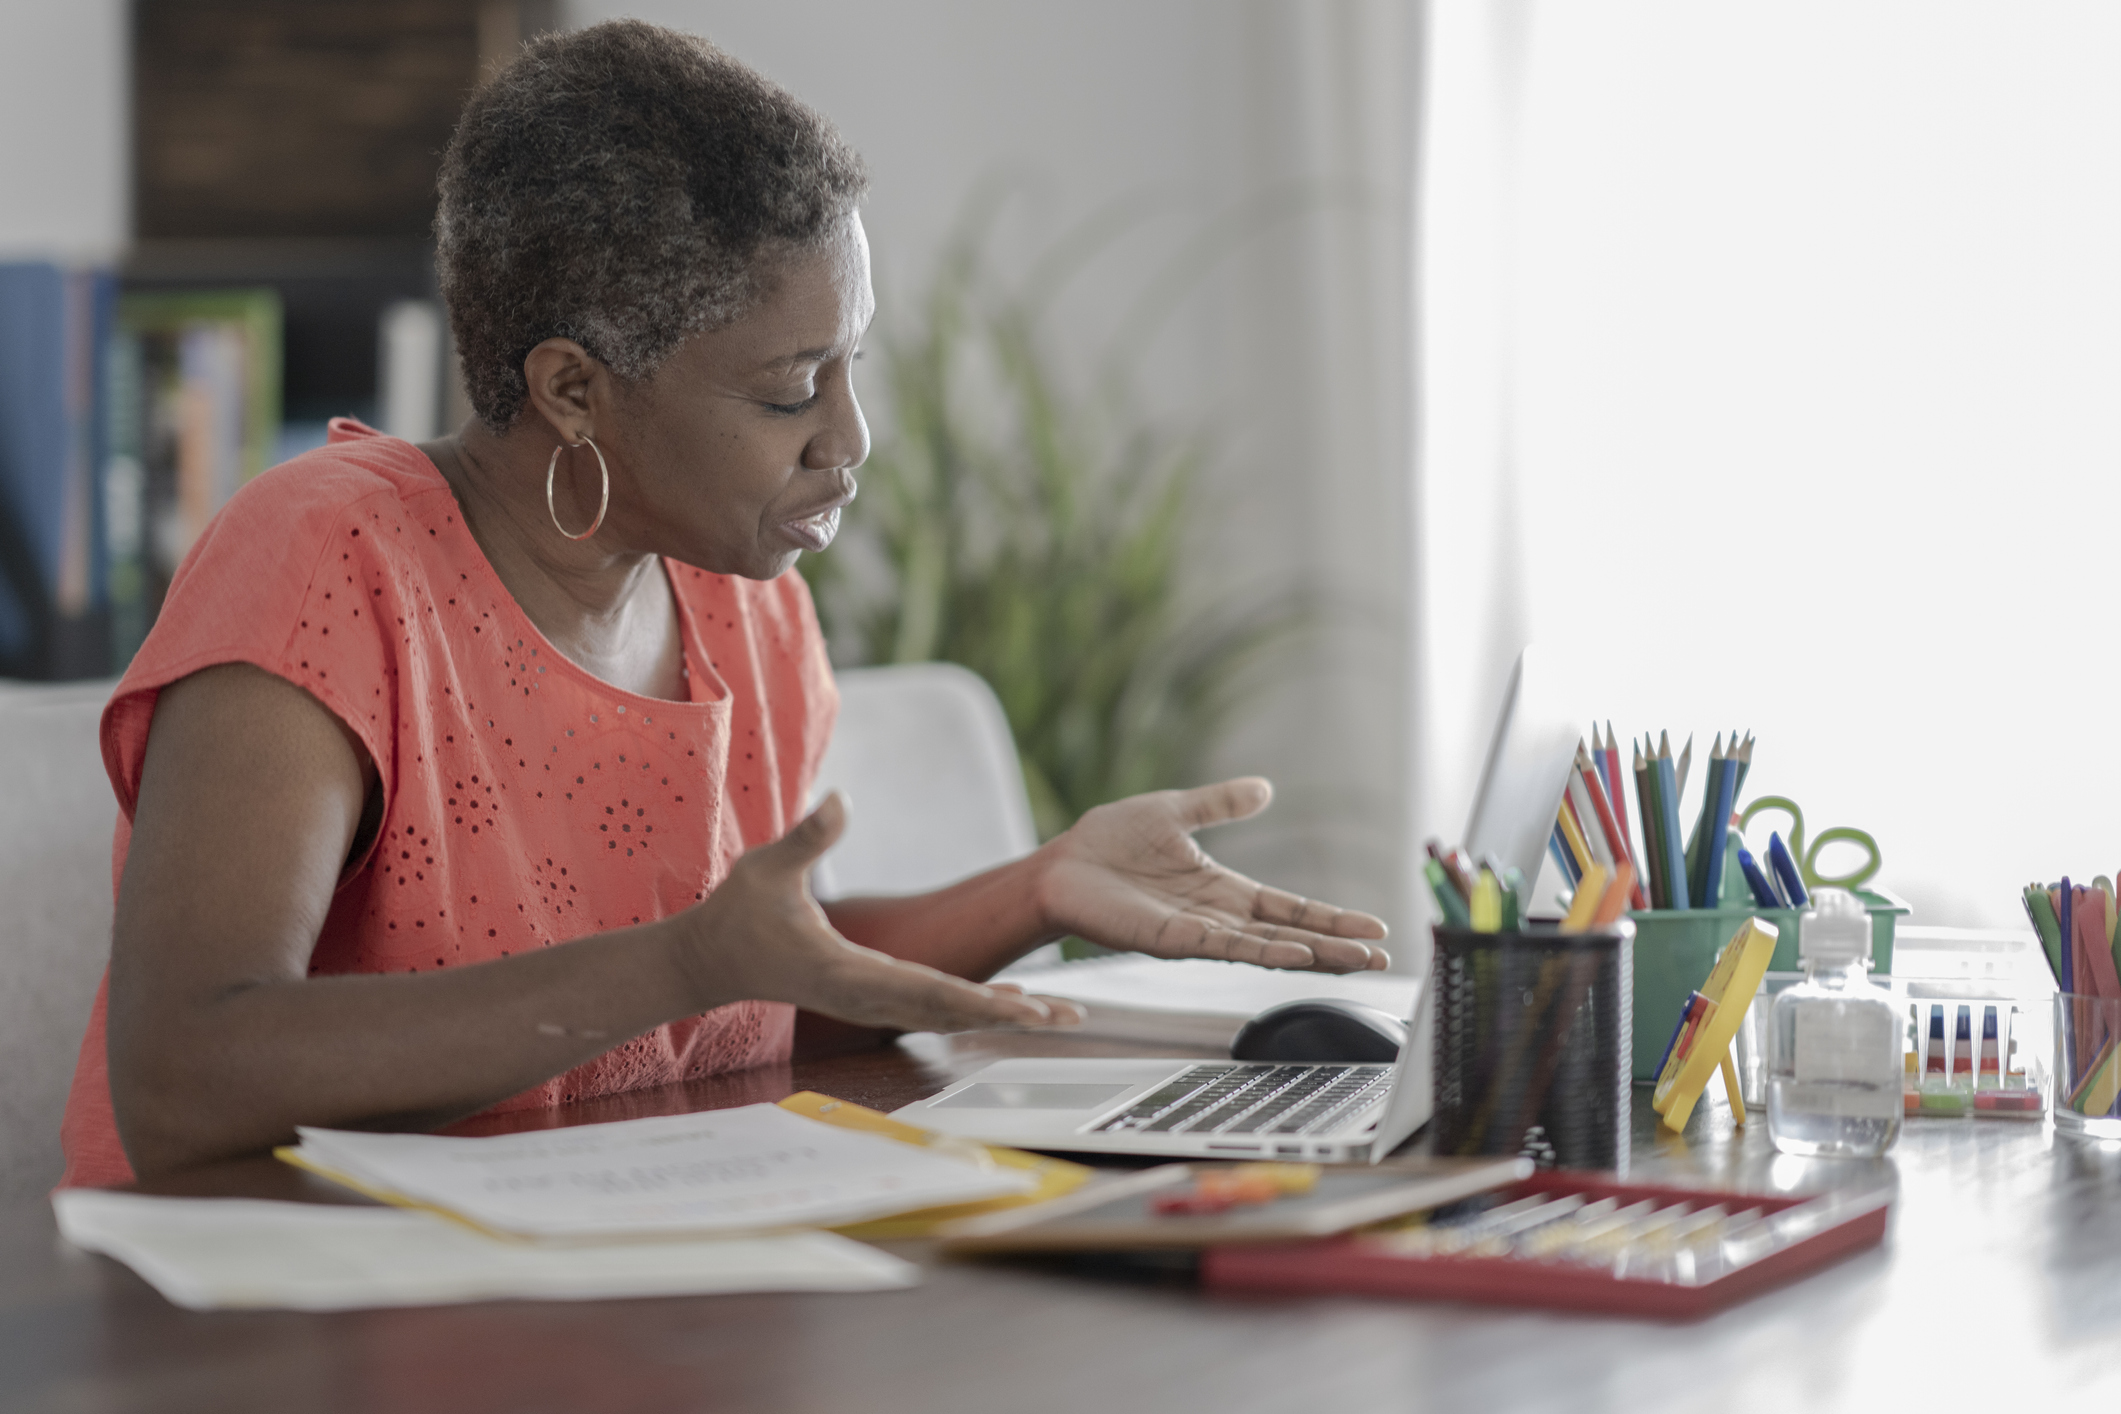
[2061,877,2076,994]
[1423,858,1471,928]
[1470,868,1503,933]
[1925,1006,1947,1086]
[1766,831,1808,909]
[1952,1006,1974,1089]
[1736,847,1780,909]
[1978,1006,2001,1089]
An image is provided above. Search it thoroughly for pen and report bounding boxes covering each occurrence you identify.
[1737,847,1780,908]
[1765,831,1807,909]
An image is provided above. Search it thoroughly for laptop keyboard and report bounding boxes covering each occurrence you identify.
[1092,1063,1393,1137]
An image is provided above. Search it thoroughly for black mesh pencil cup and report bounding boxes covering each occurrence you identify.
[1430,923,1634,1172]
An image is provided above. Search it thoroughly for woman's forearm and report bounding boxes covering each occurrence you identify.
[822,846,1059,980]
[110,918,707,1176]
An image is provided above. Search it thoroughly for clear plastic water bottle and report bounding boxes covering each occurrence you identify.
[1767,887,1902,1157]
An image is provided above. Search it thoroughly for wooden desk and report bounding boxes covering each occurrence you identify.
[8,1031,2121,1413]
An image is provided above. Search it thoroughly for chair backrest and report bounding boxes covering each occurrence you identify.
[809,662,1038,900]
[0,679,118,1202]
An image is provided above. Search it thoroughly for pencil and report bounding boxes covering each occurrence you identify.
[1590,858,1636,929]
[1600,722,1636,865]
[1549,825,1581,889]
[1674,732,1694,808]
[1700,749,1739,908]
[1576,743,1645,910]
[1635,738,1665,909]
[1559,864,1609,933]
[1683,735,1724,903]
[1556,797,1597,881]
[1656,734,1690,910]
[1566,747,1617,871]
[1594,729,1628,864]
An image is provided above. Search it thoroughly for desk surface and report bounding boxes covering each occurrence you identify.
[8,1031,2121,1414]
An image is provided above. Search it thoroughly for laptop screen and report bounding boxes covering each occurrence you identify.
[1461,645,1582,887]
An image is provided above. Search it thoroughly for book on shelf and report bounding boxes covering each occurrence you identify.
[0,272,283,680]
[115,289,282,665]
[0,263,115,680]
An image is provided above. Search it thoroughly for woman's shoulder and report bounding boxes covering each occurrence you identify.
[194,419,450,554]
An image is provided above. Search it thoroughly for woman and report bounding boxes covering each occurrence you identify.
[58,20,1388,1188]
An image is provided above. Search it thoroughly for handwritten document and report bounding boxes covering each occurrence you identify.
[287,1103,1036,1240]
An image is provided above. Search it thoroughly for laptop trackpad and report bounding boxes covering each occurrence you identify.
[932,1083,1132,1110]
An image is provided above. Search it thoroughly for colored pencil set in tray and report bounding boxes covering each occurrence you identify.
[1202,1169,1891,1319]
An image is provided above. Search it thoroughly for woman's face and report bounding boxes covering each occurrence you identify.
[595,215,875,581]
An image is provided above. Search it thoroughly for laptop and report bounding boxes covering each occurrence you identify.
[890,645,1581,1162]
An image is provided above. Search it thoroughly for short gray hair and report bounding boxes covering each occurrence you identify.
[436,20,868,430]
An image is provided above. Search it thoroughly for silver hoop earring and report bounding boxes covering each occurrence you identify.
[545,436,610,541]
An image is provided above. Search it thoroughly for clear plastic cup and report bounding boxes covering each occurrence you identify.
[2052,993,2121,1141]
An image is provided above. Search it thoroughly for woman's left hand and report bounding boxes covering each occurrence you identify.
[1034,777,1390,973]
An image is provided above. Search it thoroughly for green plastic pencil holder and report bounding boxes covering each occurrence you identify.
[1624,889,1908,1082]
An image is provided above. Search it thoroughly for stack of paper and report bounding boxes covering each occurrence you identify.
[282,1103,1039,1241]
[53,1191,916,1311]
[999,955,1422,1047]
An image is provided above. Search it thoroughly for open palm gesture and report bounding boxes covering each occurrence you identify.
[1036,778,1391,972]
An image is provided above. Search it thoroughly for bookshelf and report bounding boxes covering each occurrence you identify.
[0,1,552,680]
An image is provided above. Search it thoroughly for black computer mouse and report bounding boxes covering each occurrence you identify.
[1230,998,1407,1064]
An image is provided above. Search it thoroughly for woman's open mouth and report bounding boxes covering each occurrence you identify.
[779,504,842,552]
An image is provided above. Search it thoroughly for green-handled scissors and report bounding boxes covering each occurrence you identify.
[1736,796,1882,891]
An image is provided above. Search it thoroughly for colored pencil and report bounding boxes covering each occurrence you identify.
[1683,735,1724,902]
[1556,798,1597,881]
[1635,738,1666,909]
[1656,734,1690,910]
[1559,864,1609,933]
[1700,748,1739,908]
[1575,743,1645,910]
[1590,858,1636,929]
[1548,825,1581,889]
[1601,724,1631,846]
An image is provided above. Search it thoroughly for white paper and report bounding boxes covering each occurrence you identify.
[290,1103,1035,1240]
[53,1191,918,1312]
[1001,955,1421,1044]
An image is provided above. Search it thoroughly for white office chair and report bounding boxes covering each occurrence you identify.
[809,661,1040,900]
[0,679,119,1203]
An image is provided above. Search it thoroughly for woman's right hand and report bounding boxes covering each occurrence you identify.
[673,793,1083,1034]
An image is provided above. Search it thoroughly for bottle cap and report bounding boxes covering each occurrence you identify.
[1800,886,1869,965]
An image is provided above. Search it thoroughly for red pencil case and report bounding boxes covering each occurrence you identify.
[1200,1170,1889,1320]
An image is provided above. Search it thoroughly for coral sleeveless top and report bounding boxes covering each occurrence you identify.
[58,420,836,1188]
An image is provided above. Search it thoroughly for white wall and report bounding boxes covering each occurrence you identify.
[0,0,128,261]
[1424,2,2121,932]
[568,2,1425,936]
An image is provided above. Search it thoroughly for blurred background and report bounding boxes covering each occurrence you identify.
[3,1,2117,946]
